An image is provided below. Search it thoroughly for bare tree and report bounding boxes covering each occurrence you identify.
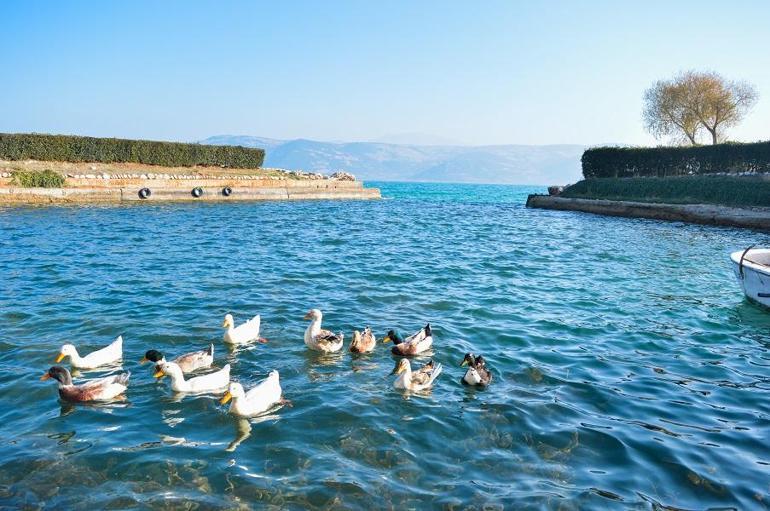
[643,79,702,145]
[643,71,758,145]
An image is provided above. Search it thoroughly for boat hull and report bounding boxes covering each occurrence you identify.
[731,249,770,309]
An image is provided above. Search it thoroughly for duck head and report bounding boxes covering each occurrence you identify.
[221,382,245,404]
[461,353,476,367]
[141,349,164,364]
[41,366,73,385]
[382,330,404,345]
[222,314,235,329]
[56,344,77,363]
[303,309,322,321]
[391,358,410,375]
[154,362,182,380]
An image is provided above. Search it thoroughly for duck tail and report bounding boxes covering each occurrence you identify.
[424,323,432,337]
[427,363,442,385]
[115,371,130,386]
[207,343,214,357]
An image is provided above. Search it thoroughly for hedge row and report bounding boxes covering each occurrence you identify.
[582,141,770,178]
[561,176,770,208]
[0,133,264,169]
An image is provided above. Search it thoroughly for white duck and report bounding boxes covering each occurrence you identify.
[392,358,442,392]
[220,371,283,417]
[222,313,265,345]
[155,361,230,393]
[303,309,343,352]
[56,335,123,369]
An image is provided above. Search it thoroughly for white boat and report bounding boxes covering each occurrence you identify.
[730,247,770,309]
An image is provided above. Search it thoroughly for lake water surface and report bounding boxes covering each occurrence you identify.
[1,182,769,510]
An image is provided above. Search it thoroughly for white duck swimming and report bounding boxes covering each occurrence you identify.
[303,309,343,352]
[220,371,283,418]
[41,366,129,402]
[155,361,230,393]
[56,335,123,369]
[141,344,214,374]
[222,313,265,345]
[391,358,442,392]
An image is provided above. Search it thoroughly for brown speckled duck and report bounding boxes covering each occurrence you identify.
[41,366,130,402]
[350,327,376,353]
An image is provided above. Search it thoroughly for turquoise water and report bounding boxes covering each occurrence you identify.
[1,182,769,510]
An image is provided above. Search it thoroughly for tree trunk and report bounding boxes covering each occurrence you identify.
[710,129,718,145]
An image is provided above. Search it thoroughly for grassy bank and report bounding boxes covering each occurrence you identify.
[562,176,770,208]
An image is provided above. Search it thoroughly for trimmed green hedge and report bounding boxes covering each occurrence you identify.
[582,141,770,178]
[0,133,264,169]
[562,176,770,208]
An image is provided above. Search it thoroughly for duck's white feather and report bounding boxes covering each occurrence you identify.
[161,362,230,393]
[224,315,261,344]
[226,371,282,417]
[60,336,123,369]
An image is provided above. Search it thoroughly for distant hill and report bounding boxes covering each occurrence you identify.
[199,135,585,185]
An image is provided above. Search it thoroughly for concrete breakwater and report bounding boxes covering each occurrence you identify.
[0,173,380,204]
[526,194,770,232]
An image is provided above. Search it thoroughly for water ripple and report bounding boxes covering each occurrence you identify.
[0,183,768,509]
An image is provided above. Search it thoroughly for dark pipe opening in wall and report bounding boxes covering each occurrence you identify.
[138,188,151,199]
[222,187,232,197]
[191,187,203,198]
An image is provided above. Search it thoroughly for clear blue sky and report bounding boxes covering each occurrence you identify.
[1,0,768,146]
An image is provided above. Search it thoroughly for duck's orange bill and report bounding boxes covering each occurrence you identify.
[220,391,232,404]
[139,357,148,364]
[55,353,65,363]
[153,369,165,378]
[40,373,51,381]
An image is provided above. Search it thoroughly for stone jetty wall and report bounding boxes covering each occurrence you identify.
[0,168,379,204]
[526,194,770,232]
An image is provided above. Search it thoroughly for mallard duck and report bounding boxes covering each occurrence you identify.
[382,324,432,356]
[303,309,343,352]
[391,358,442,391]
[350,327,376,353]
[220,371,282,417]
[41,366,129,402]
[141,344,214,374]
[461,353,493,386]
[223,313,266,345]
[154,361,230,393]
[56,335,123,369]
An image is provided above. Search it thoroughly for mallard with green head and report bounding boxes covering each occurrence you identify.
[382,324,432,356]
[460,353,492,386]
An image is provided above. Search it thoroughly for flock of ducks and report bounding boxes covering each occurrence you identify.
[40,308,493,419]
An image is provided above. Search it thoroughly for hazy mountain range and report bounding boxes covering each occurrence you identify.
[200,135,585,185]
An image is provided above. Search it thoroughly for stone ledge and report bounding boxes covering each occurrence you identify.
[526,194,770,232]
